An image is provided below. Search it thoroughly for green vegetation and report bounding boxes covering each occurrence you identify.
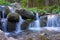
[0,0,10,6]
[0,0,60,14]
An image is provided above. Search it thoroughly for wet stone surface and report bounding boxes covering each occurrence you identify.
[2,29,60,40]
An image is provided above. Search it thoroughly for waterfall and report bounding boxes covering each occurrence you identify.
[1,8,7,32]
[28,13,42,31]
[44,15,60,31]
[15,16,24,34]
[8,6,15,13]
[47,15,57,27]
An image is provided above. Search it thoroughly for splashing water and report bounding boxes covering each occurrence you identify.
[28,13,42,31]
[15,16,24,34]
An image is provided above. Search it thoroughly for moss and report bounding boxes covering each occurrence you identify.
[8,13,19,19]
[7,13,19,22]
[26,19,33,22]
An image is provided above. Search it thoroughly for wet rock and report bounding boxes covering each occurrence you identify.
[53,34,60,40]
[16,9,35,20]
[8,37,17,40]
[7,22,16,32]
[7,13,19,23]
[0,30,7,40]
[27,38,33,40]
[0,11,2,18]
[37,34,49,40]
[4,6,10,18]
[40,16,47,27]
[21,20,32,30]
[0,30,18,40]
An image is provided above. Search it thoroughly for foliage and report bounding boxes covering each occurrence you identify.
[20,0,27,7]
[26,8,47,14]
[0,0,60,14]
[0,0,10,6]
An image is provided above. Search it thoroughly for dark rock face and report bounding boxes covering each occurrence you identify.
[21,20,31,30]
[4,6,10,18]
[7,13,19,23]
[40,16,47,27]
[0,11,2,18]
[7,22,16,32]
[16,9,35,20]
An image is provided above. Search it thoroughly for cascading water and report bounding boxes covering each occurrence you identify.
[28,12,42,31]
[15,16,24,34]
[44,15,60,31]
[1,6,7,32]
[47,15,57,27]
[8,6,15,13]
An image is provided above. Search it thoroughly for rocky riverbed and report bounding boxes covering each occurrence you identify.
[0,29,60,40]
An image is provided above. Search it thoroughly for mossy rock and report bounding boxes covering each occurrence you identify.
[7,13,19,22]
[26,19,33,22]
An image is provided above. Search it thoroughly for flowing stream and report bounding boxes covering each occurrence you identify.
[28,13,42,31]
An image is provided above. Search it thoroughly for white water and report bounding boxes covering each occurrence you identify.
[1,8,7,32]
[47,15,57,27]
[44,15,60,31]
[15,16,24,34]
[43,27,60,32]
[1,18,7,32]
[8,6,15,13]
[28,13,42,31]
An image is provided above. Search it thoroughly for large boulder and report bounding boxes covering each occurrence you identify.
[7,13,19,32]
[7,13,19,23]
[16,9,35,20]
